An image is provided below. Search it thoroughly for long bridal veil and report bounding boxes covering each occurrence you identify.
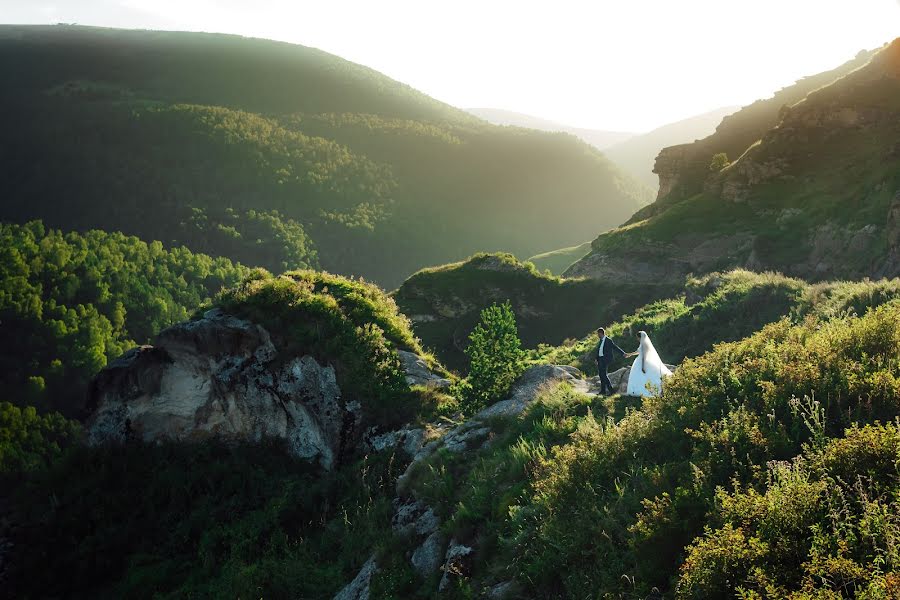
[626,331,672,397]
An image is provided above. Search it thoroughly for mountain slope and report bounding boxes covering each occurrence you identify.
[567,40,900,284]
[0,25,652,287]
[603,106,740,189]
[466,107,634,149]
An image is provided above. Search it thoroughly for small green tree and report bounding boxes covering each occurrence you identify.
[461,301,526,412]
[709,152,730,172]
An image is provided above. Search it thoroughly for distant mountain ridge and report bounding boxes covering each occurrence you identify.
[603,106,740,189]
[566,40,900,285]
[0,25,652,287]
[467,107,634,149]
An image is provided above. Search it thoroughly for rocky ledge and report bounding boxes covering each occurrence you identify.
[86,308,439,470]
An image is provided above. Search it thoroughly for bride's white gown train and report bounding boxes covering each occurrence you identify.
[626,331,672,397]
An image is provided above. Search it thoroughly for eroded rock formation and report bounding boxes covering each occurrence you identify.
[87,309,443,470]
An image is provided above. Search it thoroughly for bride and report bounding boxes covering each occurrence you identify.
[626,330,672,397]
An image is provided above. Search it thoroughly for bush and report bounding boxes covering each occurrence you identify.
[678,423,900,597]
[709,152,730,171]
[0,401,81,475]
[461,301,526,413]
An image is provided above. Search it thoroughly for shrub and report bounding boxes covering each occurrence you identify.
[462,301,526,412]
[0,401,81,475]
[709,152,730,171]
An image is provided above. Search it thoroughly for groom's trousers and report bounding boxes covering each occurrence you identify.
[597,359,613,395]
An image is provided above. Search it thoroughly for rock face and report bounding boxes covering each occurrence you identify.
[87,308,358,469]
[333,555,378,600]
[397,350,451,388]
[653,144,693,202]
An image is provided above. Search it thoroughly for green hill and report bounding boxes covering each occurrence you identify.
[0,25,651,287]
[567,41,899,287]
[393,252,676,370]
[1,264,453,600]
[5,263,900,598]
[541,269,900,374]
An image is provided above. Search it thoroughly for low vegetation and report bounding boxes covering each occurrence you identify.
[541,269,900,375]
[395,252,676,370]
[5,439,401,599]
[389,298,900,597]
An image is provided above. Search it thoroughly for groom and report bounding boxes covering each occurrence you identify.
[595,327,634,396]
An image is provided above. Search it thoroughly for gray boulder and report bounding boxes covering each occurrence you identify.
[86,308,357,470]
[333,555,378,600]
[397,350,451,388]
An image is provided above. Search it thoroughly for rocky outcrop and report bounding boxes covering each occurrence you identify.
[653,144,693,202]
[87,309,445,470]
[398,350,451,388]
[439,539,474,591]
[333,555,378,600]
[87,308,354,469]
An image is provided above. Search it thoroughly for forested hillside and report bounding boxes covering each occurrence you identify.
[0,25,651,286]
[0,221,249,417]
[567,40,900,285]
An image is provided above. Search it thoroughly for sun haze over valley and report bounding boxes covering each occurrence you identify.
[2,2,900,598]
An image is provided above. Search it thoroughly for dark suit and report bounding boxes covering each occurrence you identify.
[596,336,626,395]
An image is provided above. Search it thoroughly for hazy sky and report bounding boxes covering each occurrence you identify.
[3,0,898,131]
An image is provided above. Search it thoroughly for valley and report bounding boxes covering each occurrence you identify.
[2,20,900,600]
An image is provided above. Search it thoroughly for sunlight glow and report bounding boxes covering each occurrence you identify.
[4,0,899,131]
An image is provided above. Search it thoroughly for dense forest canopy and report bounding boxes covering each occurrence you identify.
[0,25,651,287]
[0,221,249,416]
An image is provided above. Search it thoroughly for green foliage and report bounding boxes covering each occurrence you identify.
[395,298,900,597]
[540,270,900,374]
[708,152,730,171]
[509,300,900,597]
[0,401,81,475]
[578,43,899,284]
[211,269,430,427]
[395,253,675,370]
[6,440,400,599]
[678,423,900,598]
[0,221,249,416]
[461,302,526,412]
[0,25,651,287]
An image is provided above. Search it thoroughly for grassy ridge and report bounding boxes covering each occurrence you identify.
[526,241,592,275]
[394,253,677,370]
[541,270,900,374]
[569,40,900,285]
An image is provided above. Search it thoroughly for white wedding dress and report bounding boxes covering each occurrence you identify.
[626,331,672,397]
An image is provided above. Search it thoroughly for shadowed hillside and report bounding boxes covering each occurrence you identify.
[0,25,651,287]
